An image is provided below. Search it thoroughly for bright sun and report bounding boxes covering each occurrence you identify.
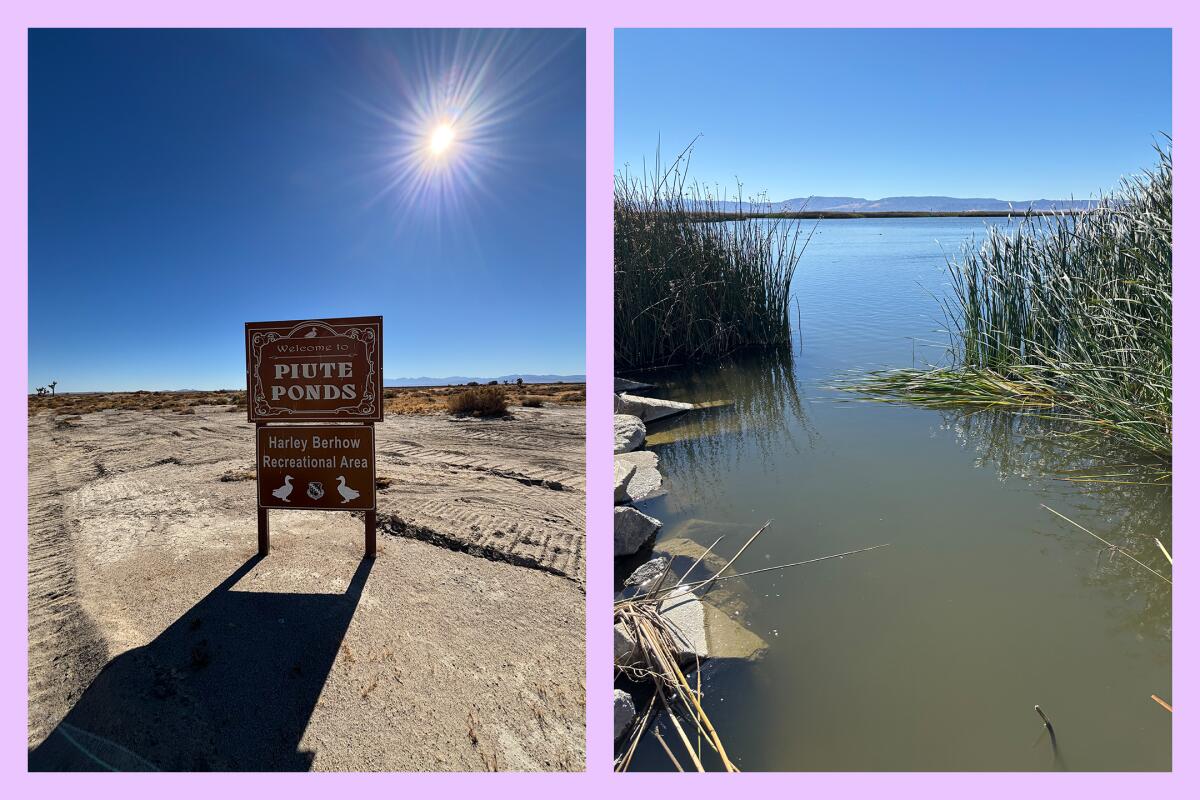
[430,124,455,155]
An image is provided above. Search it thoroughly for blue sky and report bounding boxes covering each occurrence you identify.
[616,28,1171,202]
[30,29,584,392]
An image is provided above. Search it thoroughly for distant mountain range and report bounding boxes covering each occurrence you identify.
[693,195,1098,214]
[384,374,585,387]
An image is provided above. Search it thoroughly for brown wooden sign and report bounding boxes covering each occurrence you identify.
[246,316,383,423]
[256,424,375,511]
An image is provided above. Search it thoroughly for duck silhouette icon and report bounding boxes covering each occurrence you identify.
[271,476,293,503]
[336,476,360,504]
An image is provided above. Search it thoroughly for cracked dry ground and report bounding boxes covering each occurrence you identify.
[27,404,585,771]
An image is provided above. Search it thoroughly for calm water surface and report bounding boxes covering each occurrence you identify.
[621,217,1171,771]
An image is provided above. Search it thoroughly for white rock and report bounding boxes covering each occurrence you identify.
[615,377,654,393]
[615,689,636,740]
[615,621,639,667]
[657,583,768,664]
[616,393,694,423]
[614,506,662,556]
[659,588,709,663]
[614,451,663,502]
[624,555,669,589]
[614,414,647,454]
[614,459,635,504]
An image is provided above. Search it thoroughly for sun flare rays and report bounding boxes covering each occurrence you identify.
[353,29,573,234]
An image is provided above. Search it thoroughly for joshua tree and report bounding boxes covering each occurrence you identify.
[515,377,523,386]
[35,387,46,397]
[48,380,57,395]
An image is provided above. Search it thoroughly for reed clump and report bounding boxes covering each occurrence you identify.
[852,145,1172,463]
[615,141,807,370]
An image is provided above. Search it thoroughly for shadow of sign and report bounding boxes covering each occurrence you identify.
[30,556,373,771]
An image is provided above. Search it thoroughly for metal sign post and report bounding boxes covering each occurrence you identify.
[246,317,383,557]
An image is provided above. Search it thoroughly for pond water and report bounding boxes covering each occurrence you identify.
[620,217,1171,772]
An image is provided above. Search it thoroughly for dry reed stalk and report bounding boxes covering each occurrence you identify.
[615,520,888,771]
[1155,538,1173,566]
[1151,694,1173,713]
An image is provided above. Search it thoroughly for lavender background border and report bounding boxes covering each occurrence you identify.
[2,2,1195,795]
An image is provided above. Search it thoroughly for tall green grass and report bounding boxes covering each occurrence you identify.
[615,143,807,370]
[854,146,1172,463]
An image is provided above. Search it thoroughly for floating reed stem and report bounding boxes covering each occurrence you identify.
[1042,504,1171,584]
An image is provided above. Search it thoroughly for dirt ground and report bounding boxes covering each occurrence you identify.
[27,400,585,771]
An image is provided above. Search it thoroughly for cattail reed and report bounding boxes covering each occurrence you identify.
[614,142,805,370]
[854,145,1171,463]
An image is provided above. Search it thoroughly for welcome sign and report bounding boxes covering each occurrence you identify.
[246,316,383,423]
[245,315,383,557]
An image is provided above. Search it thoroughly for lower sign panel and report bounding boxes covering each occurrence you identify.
[256,424,375,511]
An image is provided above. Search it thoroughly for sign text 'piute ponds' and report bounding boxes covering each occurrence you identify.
[245,316,383,423]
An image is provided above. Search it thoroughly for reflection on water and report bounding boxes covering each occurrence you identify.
[941,406,1172,642]
[622,218,1171,772]
[639,349,816,492]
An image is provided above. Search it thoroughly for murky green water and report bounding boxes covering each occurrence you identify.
[620,217,1171,771]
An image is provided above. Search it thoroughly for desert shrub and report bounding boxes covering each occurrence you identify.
[520,396,545,408]
[446,386,509,417]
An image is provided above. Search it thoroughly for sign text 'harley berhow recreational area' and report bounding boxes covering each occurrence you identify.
[256,424,375,511]
[246,316,383,423]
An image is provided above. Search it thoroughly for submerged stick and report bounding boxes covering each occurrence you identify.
[1034,705,1058,756]
[618,698,655,772]
[653,728,685,772]
[655,682,705,772]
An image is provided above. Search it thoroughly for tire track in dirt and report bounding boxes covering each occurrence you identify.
[374,409,585,582]
[26,416,109,748]
[27,404,585,769]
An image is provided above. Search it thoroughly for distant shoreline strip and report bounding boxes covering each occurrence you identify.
[686,209,1090,221]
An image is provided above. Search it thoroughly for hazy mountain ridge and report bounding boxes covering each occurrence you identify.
[691,195,1099,213]
[384,374,585,387]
